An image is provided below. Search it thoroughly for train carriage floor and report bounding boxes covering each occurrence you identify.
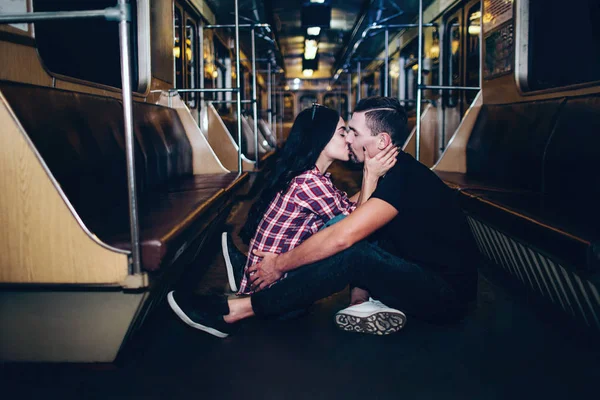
[1,162,599,400]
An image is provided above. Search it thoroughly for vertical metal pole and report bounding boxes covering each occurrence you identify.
[398,37,402,100]
[199,22,204,104]
[118,0,140,275]
[347,72,352,117]
[357,61,362,102]
[234,0,242,173]
[267,63,272,134]
[279,84,283,141]
[271,71,279,143]
[415,0,423,162]
[251,28,259,166]
[384,29,389,97]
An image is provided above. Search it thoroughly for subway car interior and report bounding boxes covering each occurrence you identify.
[0,0,599,398]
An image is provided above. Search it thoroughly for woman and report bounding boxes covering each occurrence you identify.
[236,104,398,303]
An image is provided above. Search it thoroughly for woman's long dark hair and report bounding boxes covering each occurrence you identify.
[240,105,341,243]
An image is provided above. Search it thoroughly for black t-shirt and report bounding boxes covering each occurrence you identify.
[371,151,479,301]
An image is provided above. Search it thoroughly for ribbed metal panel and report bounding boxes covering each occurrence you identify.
[467,217,600,331]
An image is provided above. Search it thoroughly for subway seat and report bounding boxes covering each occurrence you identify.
[0,81,246,272]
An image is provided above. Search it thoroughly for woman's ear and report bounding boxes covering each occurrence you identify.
[377,133,392,149]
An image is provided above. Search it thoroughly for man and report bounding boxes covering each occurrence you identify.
[168,97,479,338]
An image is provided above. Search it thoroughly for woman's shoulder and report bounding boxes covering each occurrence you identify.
[291,167,325,185]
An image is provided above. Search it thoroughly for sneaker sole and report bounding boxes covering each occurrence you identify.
[167,291,229,338]
[335,311,406,335]
[221,232,238,292]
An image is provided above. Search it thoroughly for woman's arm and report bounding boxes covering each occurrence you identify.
[356,144,399,205]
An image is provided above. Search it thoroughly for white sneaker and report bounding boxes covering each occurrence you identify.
[335,298,406,335]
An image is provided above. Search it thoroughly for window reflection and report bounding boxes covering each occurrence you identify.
[466,6,481,105]
[174,8,183,89]
[185,19,197,107]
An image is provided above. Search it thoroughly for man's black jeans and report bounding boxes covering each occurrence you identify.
[251,240,470,324]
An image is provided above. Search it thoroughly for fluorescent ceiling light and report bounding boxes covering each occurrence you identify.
[307,27,321,36]
[304,39,319,60]
[310,0,325,3]
[303,69,314,77]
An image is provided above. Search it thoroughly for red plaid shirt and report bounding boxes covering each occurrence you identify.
[238,167,356,294]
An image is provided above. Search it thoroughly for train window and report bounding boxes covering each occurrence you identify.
[283,93,295,122]
[445,17,461,107]
[465,5,480,105]
[390,56,401,99]
[185,18,197,108]
[32,0,141,90]
[323,93,348,120]
[174,8,183,90]
[401,39,419,110]
[299,94,317,111]
[429,28,440,93]
[519,0,600,91]
[404,62,418,110]
[361,74,378,98]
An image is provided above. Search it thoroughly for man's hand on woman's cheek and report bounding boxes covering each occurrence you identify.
[247,250,283,291]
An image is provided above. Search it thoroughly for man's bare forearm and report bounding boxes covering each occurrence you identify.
[276,222,351,273]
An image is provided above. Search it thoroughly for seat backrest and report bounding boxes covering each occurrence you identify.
[544,94,600,217]
[220,114,256,159]
[466,99,564,191]
[0,81,193,223]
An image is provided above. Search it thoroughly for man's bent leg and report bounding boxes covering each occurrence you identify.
[251,241,467,324]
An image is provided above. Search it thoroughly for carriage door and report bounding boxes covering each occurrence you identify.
[174,2,199,110]
[440,0,481,151]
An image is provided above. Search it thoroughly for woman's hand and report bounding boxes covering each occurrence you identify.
[363,144,399,179]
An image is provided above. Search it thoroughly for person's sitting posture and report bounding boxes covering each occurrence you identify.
[169,97,479,337]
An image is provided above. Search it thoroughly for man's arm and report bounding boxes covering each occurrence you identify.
[248,198,398,290]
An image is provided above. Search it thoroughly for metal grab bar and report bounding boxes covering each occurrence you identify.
[205,23,270,29]
[420,85,480,91]
[169,88,240,93]
[0,1,142,276]
[414,0,482,161]
[0,7,126,23]
[209,100,254,104]
[199,18,279,172]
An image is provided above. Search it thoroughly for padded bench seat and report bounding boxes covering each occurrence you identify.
[159,172,241,193]
[0,80,246,273]
[221,114,275,163]
[436,95,600,274]
[87,187,228,271]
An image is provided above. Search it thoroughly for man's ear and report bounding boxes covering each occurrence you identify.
[377,133,392,149]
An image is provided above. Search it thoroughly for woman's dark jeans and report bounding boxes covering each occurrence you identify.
[251,240,469,324]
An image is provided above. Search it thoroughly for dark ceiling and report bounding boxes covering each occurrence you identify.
[205,0,436,81]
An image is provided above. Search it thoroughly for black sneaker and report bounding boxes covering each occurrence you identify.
[167,291,234,338]
[221,232,247,292]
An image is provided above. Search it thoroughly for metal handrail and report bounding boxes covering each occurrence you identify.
[421,85,480,91]
[0,1,142,276]
[414,0,482,161]
[0,7,125,23]
[199,19,278,172]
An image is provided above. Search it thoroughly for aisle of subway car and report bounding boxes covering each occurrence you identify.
[2,162,599,399]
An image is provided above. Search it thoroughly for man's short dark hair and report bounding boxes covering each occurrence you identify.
[353,97,408,145]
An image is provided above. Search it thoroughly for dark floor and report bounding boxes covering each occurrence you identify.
[2,162,599,399]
